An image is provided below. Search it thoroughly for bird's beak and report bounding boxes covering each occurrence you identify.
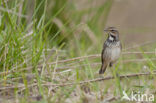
[104,29,108,32]
[104,29,109,32]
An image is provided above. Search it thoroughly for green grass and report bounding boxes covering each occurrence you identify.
[0,0,156,103]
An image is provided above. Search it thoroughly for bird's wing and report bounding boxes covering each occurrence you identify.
[120,42,122,50]
[101,48,104,63]
[101,42,107,63]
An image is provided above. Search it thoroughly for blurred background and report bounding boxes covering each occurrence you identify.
[0,0,156,102]
[107,0,156,46]
[24,0,156,49]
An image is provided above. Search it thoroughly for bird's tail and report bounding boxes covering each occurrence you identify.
[99,64,107,74]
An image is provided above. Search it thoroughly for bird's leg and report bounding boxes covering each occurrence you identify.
[109,62,113,67]
[109,62,114,67]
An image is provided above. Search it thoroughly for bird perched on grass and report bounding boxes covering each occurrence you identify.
[99,27,122,74]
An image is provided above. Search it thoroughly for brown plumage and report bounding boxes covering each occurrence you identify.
[99,27,122,74]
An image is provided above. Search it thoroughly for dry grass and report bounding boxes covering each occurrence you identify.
[0,0,156,103]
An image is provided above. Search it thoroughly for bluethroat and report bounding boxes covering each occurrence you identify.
[99,27,122,74]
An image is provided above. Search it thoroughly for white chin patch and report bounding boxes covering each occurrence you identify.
[109,35,114,41]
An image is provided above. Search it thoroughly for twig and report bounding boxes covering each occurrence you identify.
[0,72,155,90]
[55,58,156,71]
[1,40,155,76]
[46,51,155,65]
[124,58,156,62]
[43,72,156,87]
[0,57,156,76]
[103,96,120,102]
[123,40,156,51]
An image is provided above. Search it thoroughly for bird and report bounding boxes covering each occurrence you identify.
[99,27,122,74]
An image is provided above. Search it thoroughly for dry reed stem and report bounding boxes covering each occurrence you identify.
[3,37,155,76]
[3,40,155,76]
[0,72,155,90]
[83,24,98,44]
[123,40,156,51]
[55,57,156,71]
[0,56,155,76]
[47,51,155,65]
[53,18,66,34]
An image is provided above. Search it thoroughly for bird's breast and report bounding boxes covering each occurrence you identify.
[110,47,121,61]
[104,41,121,62]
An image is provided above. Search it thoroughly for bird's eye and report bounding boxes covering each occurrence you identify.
[111,30,115,32]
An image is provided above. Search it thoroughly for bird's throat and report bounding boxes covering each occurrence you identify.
[108,35,115,41]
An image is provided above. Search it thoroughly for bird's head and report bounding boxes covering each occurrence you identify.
[104,27,119,41]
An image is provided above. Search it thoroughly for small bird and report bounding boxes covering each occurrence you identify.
[99,27,122,74]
